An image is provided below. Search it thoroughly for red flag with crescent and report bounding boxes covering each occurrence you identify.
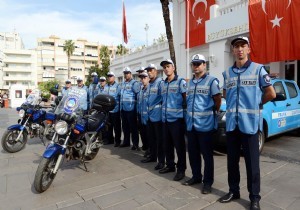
[249,0,300,63]
[122,1,128,44]
[186,0,215,48]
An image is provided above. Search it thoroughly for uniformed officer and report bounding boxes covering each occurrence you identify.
[140,64,165,171]
[74,76,89,113]
[88,72,99,109]
[159,59,187,181]
[97,76,107,94]
[119,67,140,150]
[103,72,121,147]
[183,54,221,194]
[61,79,72,97]
[218,37,276,210]
[136,67,148,152]
[137,71,150,154]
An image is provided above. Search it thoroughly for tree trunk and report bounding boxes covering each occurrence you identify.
[160,0,177,73]
[67,56,70,79]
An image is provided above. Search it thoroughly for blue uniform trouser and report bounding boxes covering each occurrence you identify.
[187,128,214,186]
[107,112,121,144]
[226,128,261,202]
[137,114,148,150]
[147,120,165,164]
[121,110,139,147]
[162,119,186,172]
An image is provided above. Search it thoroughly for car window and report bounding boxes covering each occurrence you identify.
[285,82,298,98]
[273,81,286,95]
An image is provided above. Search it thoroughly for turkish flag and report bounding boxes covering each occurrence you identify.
[122,1,128,44]
[249,0,300,63]
[186,0,215,48]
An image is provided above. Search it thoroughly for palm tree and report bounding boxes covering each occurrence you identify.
[160,0,176,71]
[63,40,75,79]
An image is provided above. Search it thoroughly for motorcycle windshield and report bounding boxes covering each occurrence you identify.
[55,88,86,115]
[24,89,41,106]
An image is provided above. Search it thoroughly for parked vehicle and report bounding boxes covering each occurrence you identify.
[214,78,300,153]
[33,90,116,193]
[1,90,49,153]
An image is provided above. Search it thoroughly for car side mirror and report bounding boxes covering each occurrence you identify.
[41,98,48,102]
[272,93,286,101]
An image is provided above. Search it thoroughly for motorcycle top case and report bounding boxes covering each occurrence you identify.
[92,94,116,112]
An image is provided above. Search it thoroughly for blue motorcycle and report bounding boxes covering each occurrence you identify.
[1,90,48,153]
[33,90,116,193]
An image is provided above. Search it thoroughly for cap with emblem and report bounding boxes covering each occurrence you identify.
[107,71,115,76]
[76,76,83,81]
[99,76,106,81]
[136,67,145,73]
[65,79,71,83]
[123,67,131,73]
[91,72,98,76]
[145,63,157,71]
[231,36,249,46]
[191,54,206,63]
[139,70,148,78]
[160,59,174,67]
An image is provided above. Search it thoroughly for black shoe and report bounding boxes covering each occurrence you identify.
[119,143,130,148]
[131,145,141,151]
[250,201,260,210]
[143,150,150,158]
[114,142,120,147]
[182,178,202,186]
[218,192,240,203]
[159,167,176,174]
[201,184,212,194]
[154,163,165,170]
[103,141,114,145]
[141,157,156,163]
[141,146,148,151]
[173,172,185,181]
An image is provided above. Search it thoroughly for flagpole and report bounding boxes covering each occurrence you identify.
[186,0,190,79]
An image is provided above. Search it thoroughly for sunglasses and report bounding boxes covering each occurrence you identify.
[65,82,71,84]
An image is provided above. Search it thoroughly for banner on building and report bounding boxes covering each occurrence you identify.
[249,0,300,63]
[186,0,215,48]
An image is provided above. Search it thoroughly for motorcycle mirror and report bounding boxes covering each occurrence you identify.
[41,98,48,102]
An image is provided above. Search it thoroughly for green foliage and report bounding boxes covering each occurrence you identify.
[63,40,75,78]
[38,80,60,99]
[116,44,129,55]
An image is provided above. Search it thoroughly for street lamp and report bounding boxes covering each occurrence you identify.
[144,24,149,47]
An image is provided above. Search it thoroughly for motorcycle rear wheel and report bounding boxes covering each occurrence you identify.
[1,129,28,153]
[34,156,58,193]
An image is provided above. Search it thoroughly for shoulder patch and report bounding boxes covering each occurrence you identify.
[263,74,271,84]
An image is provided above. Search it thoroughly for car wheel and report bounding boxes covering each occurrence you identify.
[258,129,265,154]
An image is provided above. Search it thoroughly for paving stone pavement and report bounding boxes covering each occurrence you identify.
[0,108,300,210]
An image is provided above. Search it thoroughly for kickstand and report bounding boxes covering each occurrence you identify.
[81,160,89,172]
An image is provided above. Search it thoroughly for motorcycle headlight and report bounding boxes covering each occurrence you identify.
[19,109,25,118]
[55,121,68,135]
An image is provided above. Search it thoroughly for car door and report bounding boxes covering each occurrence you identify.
[284,81,300,129]
[269,81,290,135]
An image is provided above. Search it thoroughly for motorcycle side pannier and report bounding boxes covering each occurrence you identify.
[92,94,116,112]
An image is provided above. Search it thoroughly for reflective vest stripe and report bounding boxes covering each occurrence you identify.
[227,108,262,114]
[149,104,161,111]
[187,111,213,116]
[162,107,181,112]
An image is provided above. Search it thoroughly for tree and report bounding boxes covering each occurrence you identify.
[160,0,177,72]
[116,44,129,55]
[38,80,60,99]
[63,40,75,79]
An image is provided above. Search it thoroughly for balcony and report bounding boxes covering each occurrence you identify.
[3,58,33,64]
[3,76,32,81]
[2,67,32,72]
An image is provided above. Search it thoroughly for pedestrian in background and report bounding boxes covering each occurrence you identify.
[218,36,275,210]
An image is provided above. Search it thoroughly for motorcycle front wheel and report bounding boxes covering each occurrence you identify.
[1,129,28,153]
[34,156,59,193]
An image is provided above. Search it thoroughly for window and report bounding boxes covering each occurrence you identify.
[15,90,22,98]
[273,81,286,95]
[285,82,298,98]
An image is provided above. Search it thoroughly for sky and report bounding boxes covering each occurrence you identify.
[0,0,171,49]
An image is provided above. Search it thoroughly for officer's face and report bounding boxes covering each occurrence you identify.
[147,68,157,80]
[163,64,175,77]
[140,76,149,87]
[65,82,71,87]
[77,80,83,87]
[124,72,132,81]
[100,80,106,87]
[108,75,115,83]
[191,62,206,75]
[233,42,250,61]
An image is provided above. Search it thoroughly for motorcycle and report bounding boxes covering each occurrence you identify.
[1,90,49,153]
[33,90,116,193]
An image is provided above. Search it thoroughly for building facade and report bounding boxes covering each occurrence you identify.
[110,0,299,87]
